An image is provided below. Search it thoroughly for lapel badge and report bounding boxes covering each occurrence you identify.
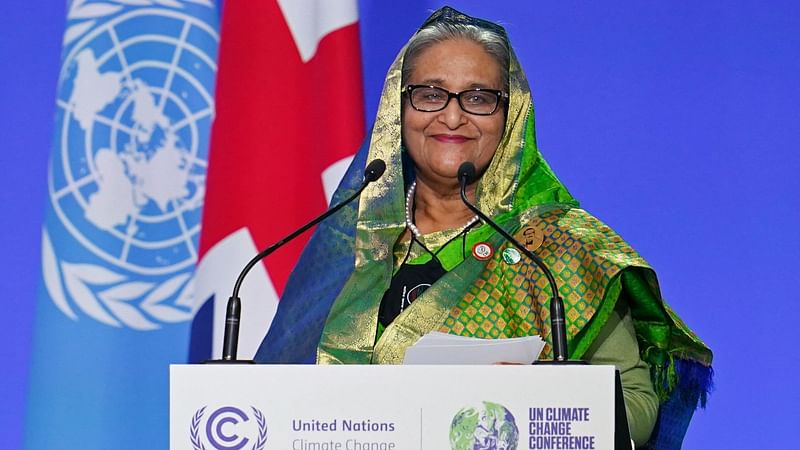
[472,242,494,261]
[502,247,521,265]
[520,226,545,252]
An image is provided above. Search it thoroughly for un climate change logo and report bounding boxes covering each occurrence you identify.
[42,1,217,330]
[450,401,520,450]
[191,406,268,450]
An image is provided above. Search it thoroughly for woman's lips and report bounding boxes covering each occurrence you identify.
[432,134,470,143]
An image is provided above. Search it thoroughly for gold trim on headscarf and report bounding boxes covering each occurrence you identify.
[317,8,574,364]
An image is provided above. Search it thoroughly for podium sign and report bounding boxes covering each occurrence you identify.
[170,364,615,450]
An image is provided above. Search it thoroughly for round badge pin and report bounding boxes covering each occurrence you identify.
[502,248,521,265]
[472,242,494,261]
[520,226,545,251]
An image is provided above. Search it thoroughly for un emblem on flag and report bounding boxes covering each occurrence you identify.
[42,2,217,330]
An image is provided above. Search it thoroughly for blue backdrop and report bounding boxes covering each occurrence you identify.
[2,1,798,449]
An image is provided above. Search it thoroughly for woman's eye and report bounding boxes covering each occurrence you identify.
[465,94,488,104]
[423,92,443,101]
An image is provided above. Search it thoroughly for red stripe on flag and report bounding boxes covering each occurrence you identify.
[200,0,364,295]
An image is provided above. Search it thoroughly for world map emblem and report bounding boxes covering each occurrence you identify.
[450,401,519,450]
[42,1,217,330]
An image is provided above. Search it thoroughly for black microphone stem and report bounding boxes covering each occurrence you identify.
[458,169,569,362]
[220,160,385,362]
[230,182,369,300]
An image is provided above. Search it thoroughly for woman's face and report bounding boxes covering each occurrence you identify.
[402,38,505,187]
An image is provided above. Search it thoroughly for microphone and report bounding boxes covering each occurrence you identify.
[457,162,570,362]
[215,159,386,362]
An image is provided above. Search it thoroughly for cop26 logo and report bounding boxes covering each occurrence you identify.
[42,0,217,330]
[191,406,268,450]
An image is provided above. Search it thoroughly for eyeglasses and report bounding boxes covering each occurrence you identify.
[403,85,508,116]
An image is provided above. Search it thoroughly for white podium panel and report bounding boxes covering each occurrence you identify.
[170,364,615,450]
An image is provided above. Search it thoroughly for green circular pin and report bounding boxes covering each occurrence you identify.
[502,248,521,264]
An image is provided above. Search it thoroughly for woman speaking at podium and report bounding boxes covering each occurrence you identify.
[255,7,712,448]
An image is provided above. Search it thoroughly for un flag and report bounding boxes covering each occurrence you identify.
[26,2,219,449]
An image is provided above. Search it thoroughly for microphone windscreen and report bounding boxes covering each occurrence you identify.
[458,161,477,185]
[364,159,386,182]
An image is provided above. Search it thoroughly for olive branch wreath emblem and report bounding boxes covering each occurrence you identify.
[44,0,217,330]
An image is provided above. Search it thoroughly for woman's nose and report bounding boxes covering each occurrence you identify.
[437,98,468,128]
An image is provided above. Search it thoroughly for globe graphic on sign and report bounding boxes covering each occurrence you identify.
[450,401,519,450]
[50,9,217,276]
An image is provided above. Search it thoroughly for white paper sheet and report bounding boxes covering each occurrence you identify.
[402,332,545,365]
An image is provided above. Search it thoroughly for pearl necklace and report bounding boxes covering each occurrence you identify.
[404,181,480,238]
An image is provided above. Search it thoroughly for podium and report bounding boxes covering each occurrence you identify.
[171,364,630,449]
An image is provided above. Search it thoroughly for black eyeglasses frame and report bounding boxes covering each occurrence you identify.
[403,84,508,116]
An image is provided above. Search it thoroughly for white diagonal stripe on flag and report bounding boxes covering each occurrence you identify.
[277,0,358,62]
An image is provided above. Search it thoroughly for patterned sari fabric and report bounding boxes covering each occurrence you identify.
[256,7,712,449]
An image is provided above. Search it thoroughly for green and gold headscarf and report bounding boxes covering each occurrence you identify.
[314,6,582,364]
[256,8,712,449]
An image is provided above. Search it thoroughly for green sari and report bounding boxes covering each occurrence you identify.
[257,7,712,449]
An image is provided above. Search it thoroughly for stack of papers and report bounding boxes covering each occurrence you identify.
[402,332,545,365]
